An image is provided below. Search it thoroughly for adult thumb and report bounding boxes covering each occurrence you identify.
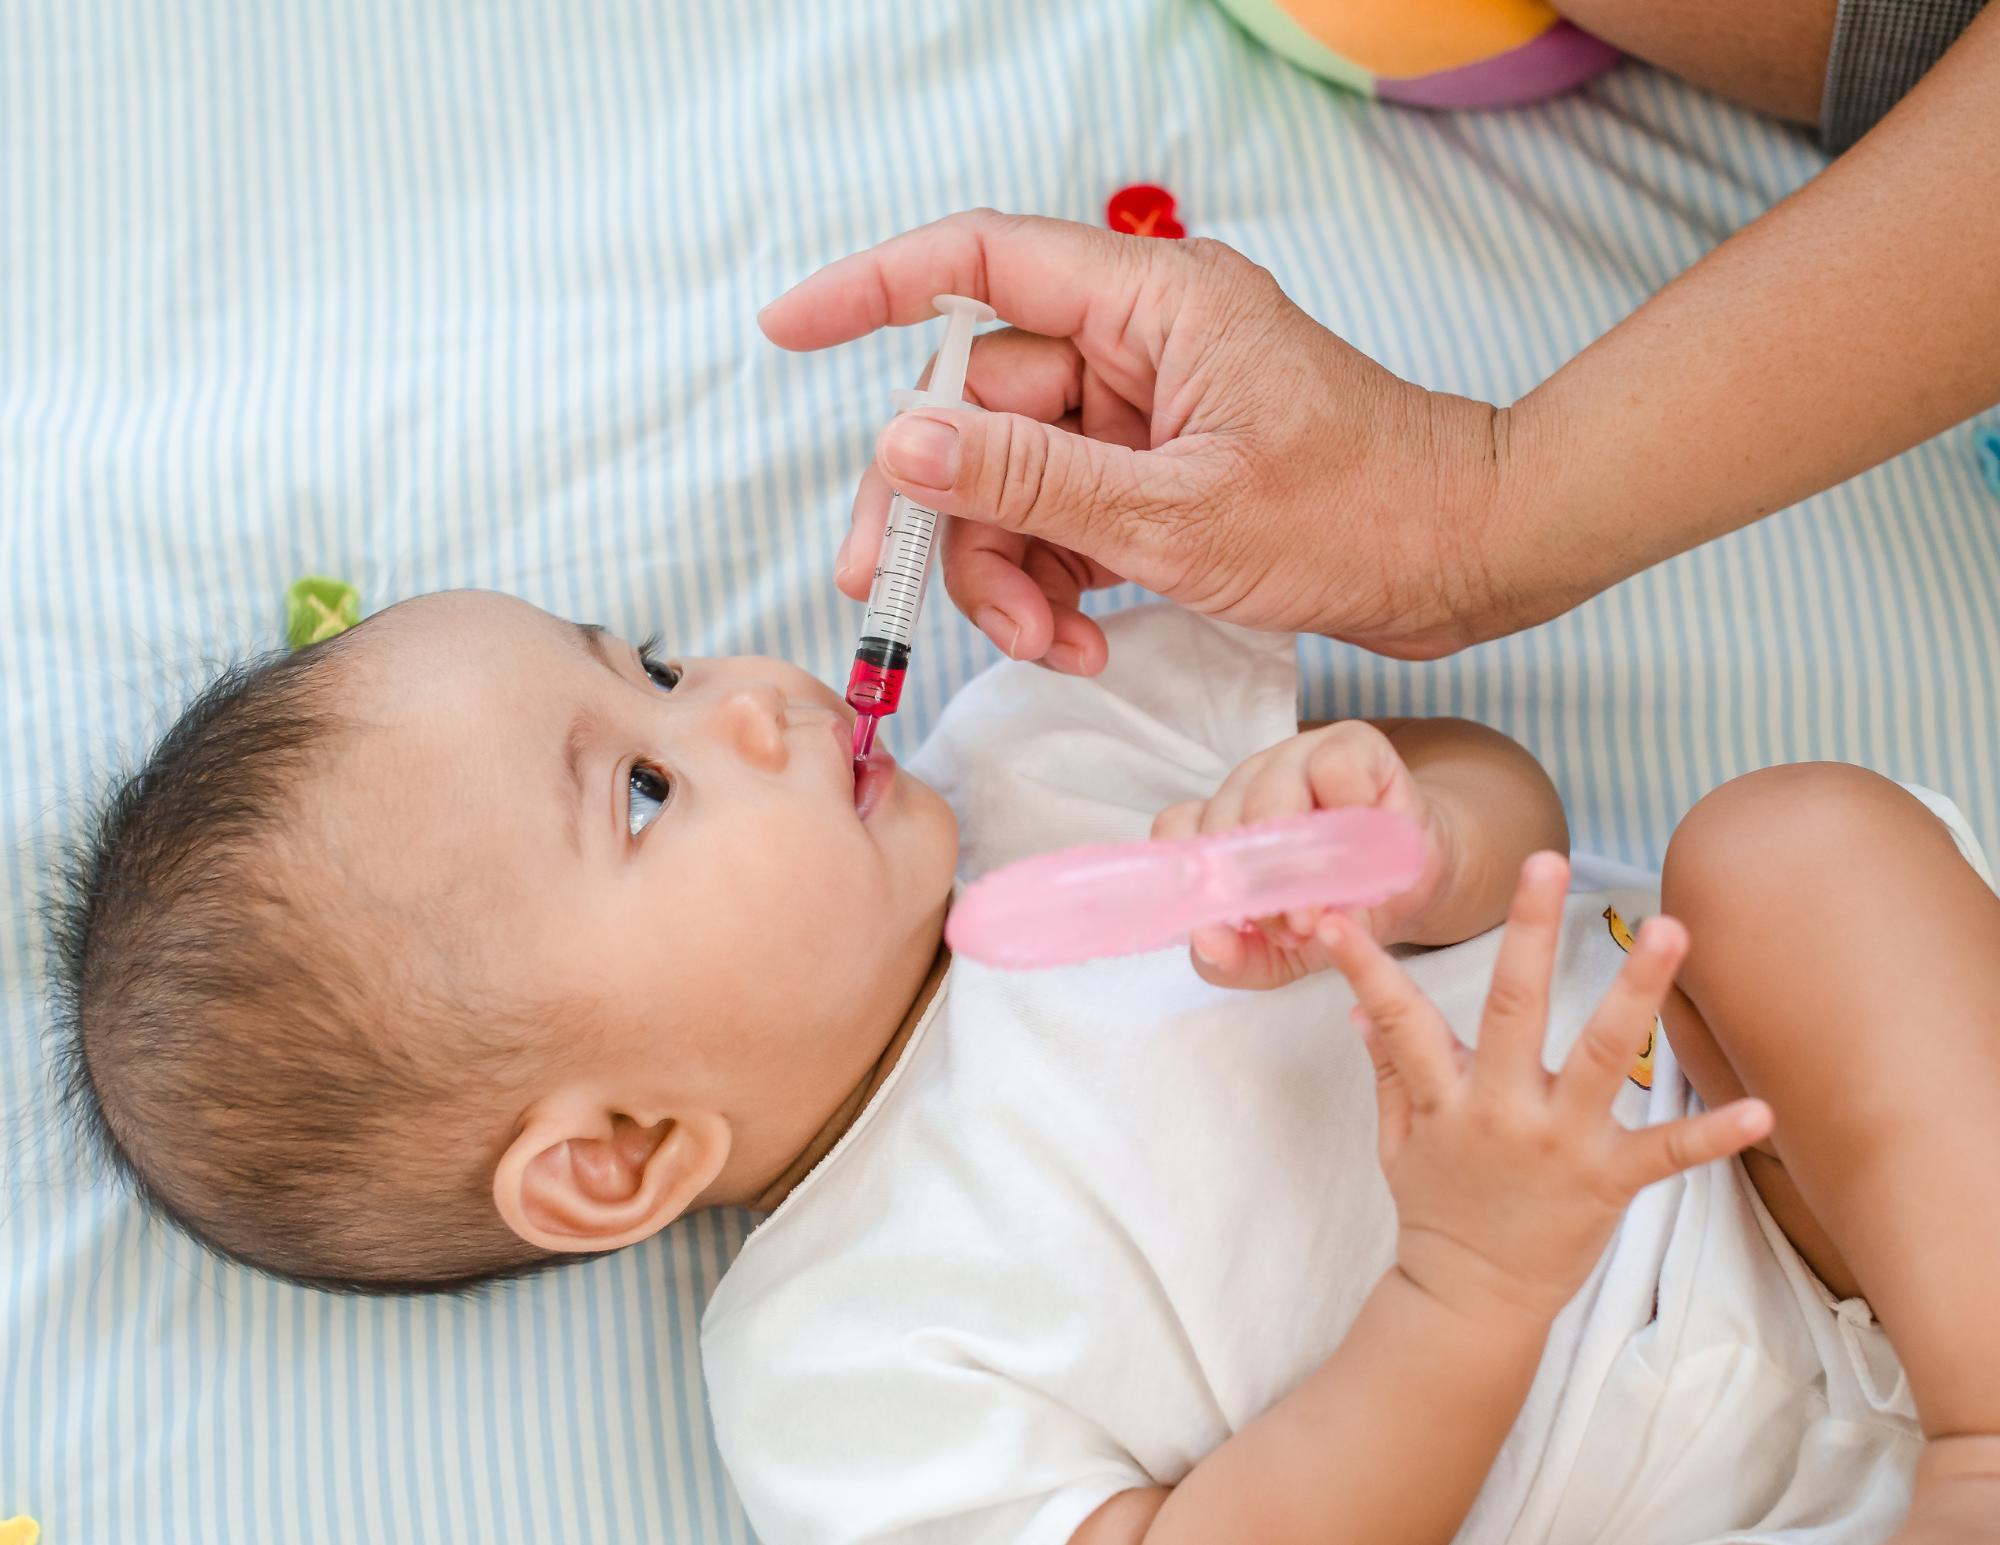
[876,406,1207,596]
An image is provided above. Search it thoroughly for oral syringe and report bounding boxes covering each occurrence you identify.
[846,294,998,771]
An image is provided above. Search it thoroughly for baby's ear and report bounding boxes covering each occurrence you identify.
[492,1096,731,1254]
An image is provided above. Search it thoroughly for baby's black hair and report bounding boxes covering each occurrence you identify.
[50,636,557,1295]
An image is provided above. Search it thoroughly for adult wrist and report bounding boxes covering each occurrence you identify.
[1466,393,1572,647]
[1348,385,1524,661]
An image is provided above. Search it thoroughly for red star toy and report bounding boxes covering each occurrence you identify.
[1106,184,1185,239]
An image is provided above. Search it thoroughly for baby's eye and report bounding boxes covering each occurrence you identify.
[628,764,671,836]
[639,648,681,691]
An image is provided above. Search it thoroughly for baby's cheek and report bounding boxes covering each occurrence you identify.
[900,781,961,892]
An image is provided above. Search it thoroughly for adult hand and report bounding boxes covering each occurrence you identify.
[759,211,1511,668]
[762,9,2000,671]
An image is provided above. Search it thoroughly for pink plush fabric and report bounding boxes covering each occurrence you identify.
[1375,20,1621,108]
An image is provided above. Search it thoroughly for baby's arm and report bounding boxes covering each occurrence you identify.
[1154,718,1567,990]
[1073,860,1771,1545]
[1361,719,1570,944]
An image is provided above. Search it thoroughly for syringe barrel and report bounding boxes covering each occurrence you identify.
[845,297,991,728]
[857,491,940,652]
[846,491,940,719]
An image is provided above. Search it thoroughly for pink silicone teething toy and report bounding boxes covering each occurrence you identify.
[945,806,1429,970]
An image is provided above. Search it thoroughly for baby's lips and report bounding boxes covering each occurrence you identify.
[853,745,897,819]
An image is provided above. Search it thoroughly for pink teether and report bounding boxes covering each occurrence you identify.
[946,806,1429,970]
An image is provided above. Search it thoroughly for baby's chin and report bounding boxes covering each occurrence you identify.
[862,758,959,899]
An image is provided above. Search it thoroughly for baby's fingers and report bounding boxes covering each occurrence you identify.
[1553,916,1689,1123]
[1613,1099,1774,1195]
[1352,1005,1417,1172]
[1323,914,1463,1110]
[1472,853,1570,1093]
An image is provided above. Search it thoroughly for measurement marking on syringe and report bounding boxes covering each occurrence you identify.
[860,497,942,647]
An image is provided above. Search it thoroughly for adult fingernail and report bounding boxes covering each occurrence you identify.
[974,607,1022,658]
[1045,642,1083,674]
[834,529,854,583]
[882,416,959,488]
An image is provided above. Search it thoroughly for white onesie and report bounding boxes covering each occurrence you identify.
[701,605,1950,1545]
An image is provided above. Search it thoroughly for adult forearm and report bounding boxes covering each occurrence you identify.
[1143,1269,1547,1545]
[1490,6,2000,625]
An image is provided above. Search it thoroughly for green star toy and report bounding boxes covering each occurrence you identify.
[285,576,363,649]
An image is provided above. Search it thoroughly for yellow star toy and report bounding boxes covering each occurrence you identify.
[0,1515,41,1545]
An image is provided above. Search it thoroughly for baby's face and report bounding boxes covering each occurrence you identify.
[320,591,957,1203]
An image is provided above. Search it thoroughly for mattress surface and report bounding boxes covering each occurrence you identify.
[4,1,1997,1539]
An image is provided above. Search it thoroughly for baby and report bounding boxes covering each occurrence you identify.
[56,591,2000,1544]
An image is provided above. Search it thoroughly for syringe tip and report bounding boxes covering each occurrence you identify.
[851,714,878,768]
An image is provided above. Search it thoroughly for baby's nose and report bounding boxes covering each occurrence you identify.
[713,682,789,770]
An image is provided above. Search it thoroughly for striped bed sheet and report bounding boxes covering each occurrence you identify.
[3,0,1996,1540]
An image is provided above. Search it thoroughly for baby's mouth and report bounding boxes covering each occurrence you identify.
[853,746,896,819]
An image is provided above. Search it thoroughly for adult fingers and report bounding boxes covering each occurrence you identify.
[957,326,1153,444]
[1613,1099,1774,1196]
[1471,854,1571,1095]
[1553,916,1688,1124]
[936,515,1042,657]
[938,520,1113,668]
[1020,541,1116,675]
[845,322,1096,603]
[1323,914,1463,1110]
[759,210,1162,391]
[843,477,1117,668]
[837,464,898,601]
[872,401,1210,605]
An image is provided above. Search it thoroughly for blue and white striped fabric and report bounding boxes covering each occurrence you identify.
[4,1,1996,1539]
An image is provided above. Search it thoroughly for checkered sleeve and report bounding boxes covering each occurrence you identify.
[1820,0,1990,153]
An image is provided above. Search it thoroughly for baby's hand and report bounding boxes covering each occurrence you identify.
[1151,721,1450,989]
[1324,853,1773,1325]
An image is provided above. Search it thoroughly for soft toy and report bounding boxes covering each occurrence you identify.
[1212,0,1620,109]
[286,575,363,649]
